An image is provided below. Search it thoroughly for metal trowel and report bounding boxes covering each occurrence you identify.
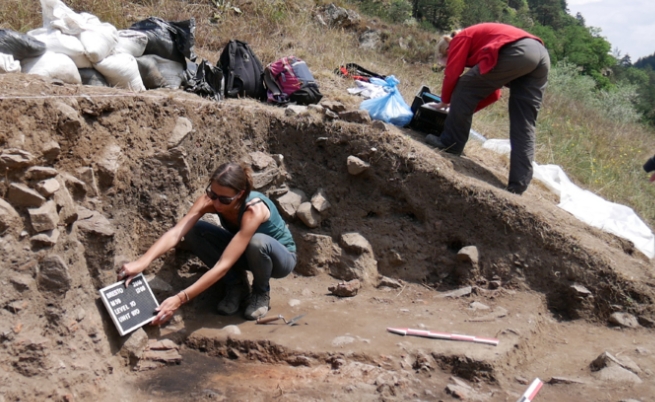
[256,314,306,326]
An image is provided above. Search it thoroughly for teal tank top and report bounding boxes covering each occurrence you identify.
[218,191,296,253]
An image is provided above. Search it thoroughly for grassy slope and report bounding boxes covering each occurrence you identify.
[3,0,655,227]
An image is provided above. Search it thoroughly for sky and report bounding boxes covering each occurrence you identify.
[567,0,655,61]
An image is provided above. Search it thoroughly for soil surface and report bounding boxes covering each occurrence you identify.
[0,73,654,402]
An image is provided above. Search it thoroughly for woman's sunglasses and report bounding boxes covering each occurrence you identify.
[205,185,240,205]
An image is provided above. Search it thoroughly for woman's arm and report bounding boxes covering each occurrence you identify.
[120,195,215,285]
[152,199,270,324]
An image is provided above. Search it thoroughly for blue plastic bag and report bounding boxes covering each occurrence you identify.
[360,75,413,127]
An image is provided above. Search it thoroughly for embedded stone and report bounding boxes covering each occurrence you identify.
[252,167,278,189]
[37,254,71,292]
[97,144,122,187]
[311,188,331,213]
[53,176,78,224]
[285,105,308,116]
[25,166,58,180]
[297,202,321,228]
[7,183,46,208]
[332,233,378,284]
[0,148,35,170]
[35,178,60,197]
[120,328,148,364]
[457,246,479,265]
[275,189,307,219]
[0,198,21,233]
[328,279,361,297]
[76,167,99,197]
[295,233,340,276]
[55,102,84,138]
[249,151,275,170]
[347,156,370,175]
[28,201,59,232]
[60,172,87,200]
[167,117,193,149]
[609,312,640,328]
[41,141,61,163]
[339,110,371,124]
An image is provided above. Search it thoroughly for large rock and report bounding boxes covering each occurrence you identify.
[0,198,21,233]
[155,147,190,185]
[168,117,193,149]
[37,254,71,293]
[347,156,370,175]
[28,201,59,233]
[55,102,84,138]
[320,100,346,113]
[30,229,60,247]
[249,151,275,170]
[311,188,331,213]
[252,167,279,189]
[76,167,99,197]
[297,202,321,228]
[359,29,381,50]
[53,175,78,224]
[295,233,341,276]
[330,233,379,284]
[25,166,58,181]
[97,144,122,188]
[609,312,640,328]
[339,110,371,124]
[35,178,60,197]
[321,4,360,28]
[0,148,35,170]
[120,328,148,365]
[41,141,61,163]
[74,207,116,287]
[7,183,46,208]
[275,189,307,219]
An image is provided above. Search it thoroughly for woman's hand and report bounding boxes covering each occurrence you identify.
[425,102,449,111]
[117,260,148,287]
[151,295,183,326]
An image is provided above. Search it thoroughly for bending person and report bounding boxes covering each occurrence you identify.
[429,23,550,195]
[118,162,296,323]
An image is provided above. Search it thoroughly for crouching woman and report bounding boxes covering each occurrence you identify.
[118,162,297,323]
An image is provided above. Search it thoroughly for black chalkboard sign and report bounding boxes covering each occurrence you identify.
[99,273,159,336]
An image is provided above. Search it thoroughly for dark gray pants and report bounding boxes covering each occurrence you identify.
[178,221,297,293]
[440,38,550,193]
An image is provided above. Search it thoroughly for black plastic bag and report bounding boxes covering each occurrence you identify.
[183,60,223,101]
[0,29,46,60]
[79,68,108,87]
[129,17,196,64]
[136,55,185,89]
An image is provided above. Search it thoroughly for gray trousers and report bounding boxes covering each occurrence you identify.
[178,221,297,293]
[440,38,550,193]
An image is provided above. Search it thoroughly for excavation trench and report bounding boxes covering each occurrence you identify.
[0,76,653,400]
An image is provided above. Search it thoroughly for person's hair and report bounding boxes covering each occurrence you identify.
[435,30,460,65]
[209,162,253,205]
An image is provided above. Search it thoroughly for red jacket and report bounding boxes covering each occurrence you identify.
[440,23,543,111]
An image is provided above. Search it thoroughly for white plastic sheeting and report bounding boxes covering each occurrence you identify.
[0,53,21,73]
[347,80,387,99]
[483,138,655,258]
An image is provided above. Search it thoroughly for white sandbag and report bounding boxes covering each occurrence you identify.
[79,22,118,63]
[115,30,148,57]
[28,28,91,68]
[0,53,21,73]
[41,0,97,35]
[93,53,145,91]
[22,51,81,84]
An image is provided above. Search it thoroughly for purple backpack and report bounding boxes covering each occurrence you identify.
[263,56,323,105]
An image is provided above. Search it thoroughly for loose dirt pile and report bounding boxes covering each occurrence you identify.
[0,73,654,401]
